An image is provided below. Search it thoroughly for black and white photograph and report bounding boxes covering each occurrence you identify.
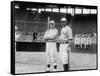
[11,1,97,75]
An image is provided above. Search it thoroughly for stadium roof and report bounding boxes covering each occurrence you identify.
[12,1,97,9]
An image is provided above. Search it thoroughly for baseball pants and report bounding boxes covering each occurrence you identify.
[46,42,57,65]
[59,43,70,64]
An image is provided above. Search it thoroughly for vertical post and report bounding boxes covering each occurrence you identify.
[47,17,50,30]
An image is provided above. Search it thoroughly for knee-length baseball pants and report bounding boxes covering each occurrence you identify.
[46,42,57,65]
[59,43,70,64]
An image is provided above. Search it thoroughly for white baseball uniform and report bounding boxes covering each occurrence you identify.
[78,36,81,47]
[81,36,87,48]
[74,36,80,46]
[83,37,87,48]
[87,37,92,46]
[80,37,84,48]
[44,28,58,65]
[59,26,73,64]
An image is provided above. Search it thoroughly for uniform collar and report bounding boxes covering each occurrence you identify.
[49,28,55,30]
[63,25,68,28]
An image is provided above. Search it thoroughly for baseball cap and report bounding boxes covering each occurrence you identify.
[49,20,55,24]
[61,17,67,21]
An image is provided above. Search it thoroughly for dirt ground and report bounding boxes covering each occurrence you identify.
[15,46,97,74]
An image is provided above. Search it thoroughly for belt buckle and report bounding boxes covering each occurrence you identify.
[61,42,66,44]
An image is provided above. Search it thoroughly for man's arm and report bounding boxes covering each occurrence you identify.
[44,29,58,41]
[49,29,58,39]
[43,31,49,39]
[44,31,50,40]
[68,27,73,47]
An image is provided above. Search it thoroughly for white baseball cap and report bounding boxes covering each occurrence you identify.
[49,20,55,24]
[61,17,67,21]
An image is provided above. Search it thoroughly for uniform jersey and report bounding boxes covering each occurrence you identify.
[81,37,84,44]
[78,36,81,45]
[59,26,73,40]
[86,37,92,45]
[74,37,80,45]
[83,37,87,44]
[44,28,58,40]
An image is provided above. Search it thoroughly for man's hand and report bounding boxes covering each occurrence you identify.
[68,39,74,48]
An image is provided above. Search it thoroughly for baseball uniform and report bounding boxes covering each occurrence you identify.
[44,28,58,71]
[83,37,87,48]
[59,25,73,67]
[74,35,80,48]
[86,36,92,47]
[80,36,84,48]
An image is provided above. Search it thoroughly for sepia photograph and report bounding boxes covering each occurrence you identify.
[11,1,97,75]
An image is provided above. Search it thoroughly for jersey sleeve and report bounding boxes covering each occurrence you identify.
[44,29,58,39]
[43,30,49,39]
[67,27,73,40]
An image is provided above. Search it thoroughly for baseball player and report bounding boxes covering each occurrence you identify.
[86,34,92,48]
[80,34,84,48]
[82,34,87,49]
[78,34,81,48]
[74,34,80,48]
[93,32,96,44]
[33,31,38,41]
[44,20,58,72]
[59,17,73,71]
[84,35,87,49]
[83,34,87,49]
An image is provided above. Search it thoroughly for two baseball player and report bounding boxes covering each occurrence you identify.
[80,34,92,49]
[44,18,73,72]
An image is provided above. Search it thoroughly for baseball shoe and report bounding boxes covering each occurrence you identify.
[53,69,57,72]
[46,68,51,72]
[53,64,57,72]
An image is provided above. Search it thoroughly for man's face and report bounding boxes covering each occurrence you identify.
[61,21,66,27]
[49,23,54,29]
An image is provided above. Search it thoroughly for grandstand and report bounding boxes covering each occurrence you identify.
[15,11,97,43]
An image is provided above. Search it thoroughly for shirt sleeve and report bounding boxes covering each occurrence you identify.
[43,30,49,39]
[68,27,73,40]
[44,29,58,39]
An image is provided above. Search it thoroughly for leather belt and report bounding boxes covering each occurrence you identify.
[60,42,69,44]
